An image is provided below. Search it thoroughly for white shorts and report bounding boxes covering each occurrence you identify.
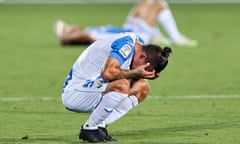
[84,25,132,40]
[61,76,109,112]
[62,90,103,112]
[123,17,156,44]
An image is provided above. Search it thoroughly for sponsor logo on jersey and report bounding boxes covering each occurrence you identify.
[119,44,131,58]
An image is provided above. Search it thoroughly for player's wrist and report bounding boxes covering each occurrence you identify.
[126,69,144,79]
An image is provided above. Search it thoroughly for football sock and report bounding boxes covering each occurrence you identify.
[84,92,128,129]
[152,27,164,41]
[97,120,106,128]
[105,95,138,125]
[157,8,183,42]
[83,119,98,130]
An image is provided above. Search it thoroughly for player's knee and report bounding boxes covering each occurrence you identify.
[130,79,150,103]
[115,79,131,93]
[137,81,150,102]
[154,0,169,11]
[106,79,130,94]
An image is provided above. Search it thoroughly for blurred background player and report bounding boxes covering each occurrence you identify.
[54,0,197,47]
[125,0,197,47]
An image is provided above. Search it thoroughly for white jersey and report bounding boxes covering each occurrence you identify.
[62,32,144,93]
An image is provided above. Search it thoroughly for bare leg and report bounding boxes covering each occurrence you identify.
[143,1,165,27]
[54,20,95,45]
[127,0,153,19]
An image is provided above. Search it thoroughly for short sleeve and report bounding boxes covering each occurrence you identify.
[109,36,135,65]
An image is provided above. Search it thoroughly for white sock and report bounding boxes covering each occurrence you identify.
[105,95,138,125]
[157,8,183,41]
[85,92,128,129]
[83,119,98,130]
[97,120,107,128]
[152,27,164,41]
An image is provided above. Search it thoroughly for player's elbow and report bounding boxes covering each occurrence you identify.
[101,70,114,81]
[101,66,121,81]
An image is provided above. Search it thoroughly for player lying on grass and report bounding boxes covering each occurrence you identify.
[61,32,172,142]
[54,0,197,47]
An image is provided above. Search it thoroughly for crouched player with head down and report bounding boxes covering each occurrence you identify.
[61,32,172,142]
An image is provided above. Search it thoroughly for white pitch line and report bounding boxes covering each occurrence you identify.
[149,94,240,100]
[0,97,30,101]
[0,94,240,101]
[0,97,58,101]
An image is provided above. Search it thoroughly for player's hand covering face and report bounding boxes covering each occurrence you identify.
[133,63,157,79]
[145,64,160,80]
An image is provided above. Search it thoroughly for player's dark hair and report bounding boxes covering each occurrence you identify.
[142,44,172,73]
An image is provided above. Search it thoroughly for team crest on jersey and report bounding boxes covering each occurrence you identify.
[119,44,131,58]
[93,80,104,88]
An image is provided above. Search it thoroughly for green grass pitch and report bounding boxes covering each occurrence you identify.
[0,3,240,144]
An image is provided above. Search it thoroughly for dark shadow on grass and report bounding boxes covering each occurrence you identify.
[114,121,240,137]
[1,122,238,144]
[107,121,240,144]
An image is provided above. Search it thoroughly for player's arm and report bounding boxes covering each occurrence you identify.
[101,57,155,81]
